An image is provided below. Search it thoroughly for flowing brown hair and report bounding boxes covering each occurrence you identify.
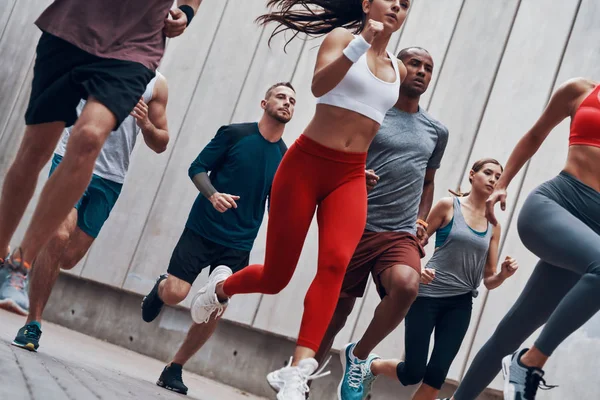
[256,0,372,48]
[449,158,504,197]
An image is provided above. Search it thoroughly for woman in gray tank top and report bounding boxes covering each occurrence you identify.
[365,159,518,400]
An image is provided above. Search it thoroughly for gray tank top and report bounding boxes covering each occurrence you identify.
[55,72,161,184]
[418,197,493,298]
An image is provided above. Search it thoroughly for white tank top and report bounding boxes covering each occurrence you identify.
[316,46,400,124]
[55,72,162,184]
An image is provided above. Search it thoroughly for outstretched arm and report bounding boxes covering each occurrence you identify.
[486,78,590,224]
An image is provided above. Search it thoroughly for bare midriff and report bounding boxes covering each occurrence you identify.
[564,145,600,192]
[302,104,383,153]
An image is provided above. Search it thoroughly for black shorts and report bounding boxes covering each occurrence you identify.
[25,32,154,128]
[167,228,251,285]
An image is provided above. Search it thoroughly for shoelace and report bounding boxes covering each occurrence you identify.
[346,357,365,390]
[524,370,557,399]
[196,276,230,323]
[24,324,41,339]
[362,362,377,385]
[196,295,226,323]
[282,357,332,396]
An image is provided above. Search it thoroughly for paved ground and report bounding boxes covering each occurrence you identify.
[0,309,267,400]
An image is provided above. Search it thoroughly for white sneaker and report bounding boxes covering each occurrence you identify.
[190,265,232,323]
[267,357,331,400]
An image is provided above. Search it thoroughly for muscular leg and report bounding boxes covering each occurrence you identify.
[172,312,223,366]
[452,262,579,400]
[27,208,79,323]
[19,98,116,264]
[159,274,192,305]
[353,264,420,359]
[0,123,65,256]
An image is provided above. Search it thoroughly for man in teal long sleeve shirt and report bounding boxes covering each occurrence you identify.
[141,82,296,395]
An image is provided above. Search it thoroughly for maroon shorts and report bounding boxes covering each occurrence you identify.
[341,230,425,299]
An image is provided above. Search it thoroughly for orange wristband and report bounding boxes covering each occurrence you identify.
[416,219,428,229]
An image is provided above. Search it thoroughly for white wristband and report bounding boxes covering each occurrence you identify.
[342,35,371,63]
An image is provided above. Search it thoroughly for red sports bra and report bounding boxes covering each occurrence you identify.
[570,84,600,148]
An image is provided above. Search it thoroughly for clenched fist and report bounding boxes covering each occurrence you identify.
[361,19,385,44]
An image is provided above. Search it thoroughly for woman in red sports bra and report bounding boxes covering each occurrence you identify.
[446,78,600,400]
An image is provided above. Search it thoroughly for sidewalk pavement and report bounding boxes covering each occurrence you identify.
[0,309,268,400]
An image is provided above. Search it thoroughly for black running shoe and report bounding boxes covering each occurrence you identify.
[12,322,42,352]
[141,274,168,322]
[157,363,188,395]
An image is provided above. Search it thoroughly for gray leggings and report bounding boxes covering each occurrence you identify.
[455,172,600,400]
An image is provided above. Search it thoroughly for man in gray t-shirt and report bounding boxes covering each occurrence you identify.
[316,47,449,396]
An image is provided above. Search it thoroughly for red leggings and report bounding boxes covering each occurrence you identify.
[223,135,367,351]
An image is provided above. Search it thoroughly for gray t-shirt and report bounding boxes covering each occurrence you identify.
[55,73,160,183]
[365,106,449,234]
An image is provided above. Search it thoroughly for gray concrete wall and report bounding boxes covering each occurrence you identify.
[1,0,599,397]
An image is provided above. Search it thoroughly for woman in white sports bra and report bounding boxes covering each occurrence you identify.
[190,2,409,399]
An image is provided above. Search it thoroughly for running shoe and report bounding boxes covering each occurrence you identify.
[190,266,231,323]
[502,348,557,400]
[362,353,380,399]
[0,257,29,316]
[141,274,168,322]
[157,363,188,395]
[12,321,42,351]
[338,342,366,400]
[267,357,330,400]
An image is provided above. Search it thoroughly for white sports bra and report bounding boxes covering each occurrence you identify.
[316,47,400,124]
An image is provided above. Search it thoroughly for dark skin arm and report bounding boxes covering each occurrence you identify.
[416,168,436,246]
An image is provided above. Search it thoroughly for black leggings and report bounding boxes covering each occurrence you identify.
[396,293,472,389]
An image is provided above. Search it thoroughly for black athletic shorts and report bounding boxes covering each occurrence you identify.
[167,228,251,285]
[25,32,154,128]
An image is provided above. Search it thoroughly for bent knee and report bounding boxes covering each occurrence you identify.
[587,261,600,276]
[162,279,191,304]
[388,282,419,303]
[319,254,351,279]
[68,124,108,158]
[397,363,426,386]
[262,281,287,295]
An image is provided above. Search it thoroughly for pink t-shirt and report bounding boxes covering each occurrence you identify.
[35,0,174,70]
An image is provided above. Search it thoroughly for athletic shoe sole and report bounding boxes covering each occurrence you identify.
[156,379,187,395]
[501,354,515,400]
[338,344,351,400]
[0,298,28,316]
[11,340,37,352]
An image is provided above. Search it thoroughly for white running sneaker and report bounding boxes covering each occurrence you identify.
[267,357,331,400]
[190,265,232,323]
